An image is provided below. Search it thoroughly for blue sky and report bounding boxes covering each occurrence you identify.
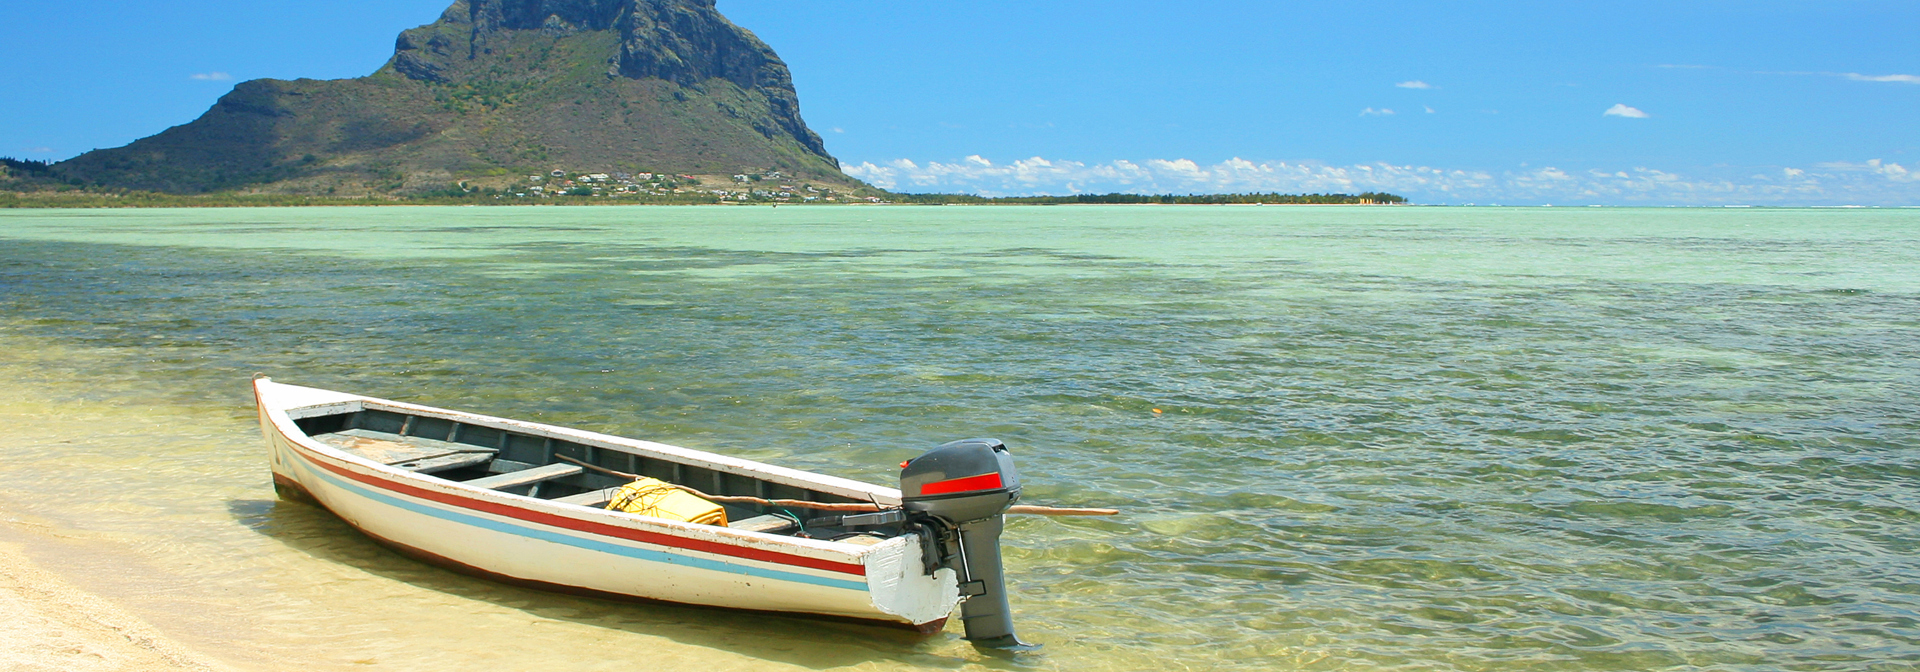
[3,1,1915,204]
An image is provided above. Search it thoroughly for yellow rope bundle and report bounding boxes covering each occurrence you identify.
[605,477,729,526]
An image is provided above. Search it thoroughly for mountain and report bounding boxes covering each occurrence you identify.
[53,0,855,195]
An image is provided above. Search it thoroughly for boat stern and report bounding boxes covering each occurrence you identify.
[860,533,962,631]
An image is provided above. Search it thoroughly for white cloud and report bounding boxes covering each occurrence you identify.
[1603,104,1650,118]
[1146,158,1202,174]
[1815,159,1918,182]
[21,147,53,153]
[1679,68,1920,86]
[1843,73,1920,84]
[1360,107,1395,116]
[842,155,1920,205]
[1396,80,1433,89]
[191,72,233,81]
[1424,106,1436,114]
[831,127,845,134]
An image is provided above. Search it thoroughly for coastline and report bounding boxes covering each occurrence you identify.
[0,519,232,672]
[0,188,1405,209]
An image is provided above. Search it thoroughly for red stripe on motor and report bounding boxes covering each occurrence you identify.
[920,472,1003,496]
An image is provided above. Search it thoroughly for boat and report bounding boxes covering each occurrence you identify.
[252,377,1036,646]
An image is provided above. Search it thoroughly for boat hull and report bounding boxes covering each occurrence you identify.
[254,379,960,630]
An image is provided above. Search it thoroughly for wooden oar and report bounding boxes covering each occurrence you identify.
[554,455,877,510]
[554,455,1118,516]
[1007,505,1118,516]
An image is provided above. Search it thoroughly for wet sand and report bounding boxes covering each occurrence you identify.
[0,330,994,672]
[0,520,231,672]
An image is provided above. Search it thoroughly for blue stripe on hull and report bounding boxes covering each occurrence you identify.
[301,461,870,593]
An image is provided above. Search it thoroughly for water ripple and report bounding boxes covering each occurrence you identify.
[1,207,1916,670]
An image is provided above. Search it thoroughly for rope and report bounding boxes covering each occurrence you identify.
[553,454,1119,516]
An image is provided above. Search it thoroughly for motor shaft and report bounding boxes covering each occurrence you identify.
[899,439,1037,650]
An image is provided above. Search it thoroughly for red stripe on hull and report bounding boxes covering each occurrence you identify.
[273,472,317,503]
[272,479,944,633]
[278,434,867,577]
[357,520,944,633]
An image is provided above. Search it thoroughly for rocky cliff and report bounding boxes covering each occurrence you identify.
[56,0,850,194]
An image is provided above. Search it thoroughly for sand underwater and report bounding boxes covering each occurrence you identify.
[0,205,1915,671]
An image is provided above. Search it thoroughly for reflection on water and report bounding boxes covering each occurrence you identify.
[0,206,1916,671]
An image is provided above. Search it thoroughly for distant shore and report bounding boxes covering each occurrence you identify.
[1,190,1408,209]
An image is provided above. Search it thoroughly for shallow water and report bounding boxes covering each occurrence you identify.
[0,205,1915,671]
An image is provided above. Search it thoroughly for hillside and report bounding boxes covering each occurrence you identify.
[50,0,858,196]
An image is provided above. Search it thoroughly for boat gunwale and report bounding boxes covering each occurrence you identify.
[254,380,900,571]
[279,390,903,507]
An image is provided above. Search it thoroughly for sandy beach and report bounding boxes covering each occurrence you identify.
[0,518,232,672]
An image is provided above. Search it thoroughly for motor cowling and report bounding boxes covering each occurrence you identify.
[901,438,1035,650]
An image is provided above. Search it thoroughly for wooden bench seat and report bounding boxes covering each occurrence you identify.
[551,487,621,507]
[463,463,583,491]
[316,428,496,474]
[728,514,798,534]
[391,451,494,474]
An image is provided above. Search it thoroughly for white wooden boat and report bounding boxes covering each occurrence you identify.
[253,377,965,631]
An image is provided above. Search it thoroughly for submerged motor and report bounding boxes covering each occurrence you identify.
[901,438,1035,650]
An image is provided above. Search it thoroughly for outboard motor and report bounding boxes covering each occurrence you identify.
[901,438,1035,650]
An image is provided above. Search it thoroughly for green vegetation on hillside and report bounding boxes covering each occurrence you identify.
[0,190,718,208]
[0,164,884,207]
[1,158,64,186]
[42,0,853,197]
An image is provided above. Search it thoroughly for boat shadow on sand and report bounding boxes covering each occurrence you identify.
[227,498,1037,670]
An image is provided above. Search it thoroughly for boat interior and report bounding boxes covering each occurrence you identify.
[290,405,905,544]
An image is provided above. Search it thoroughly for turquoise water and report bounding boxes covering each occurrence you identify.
[0,206,1915,671]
